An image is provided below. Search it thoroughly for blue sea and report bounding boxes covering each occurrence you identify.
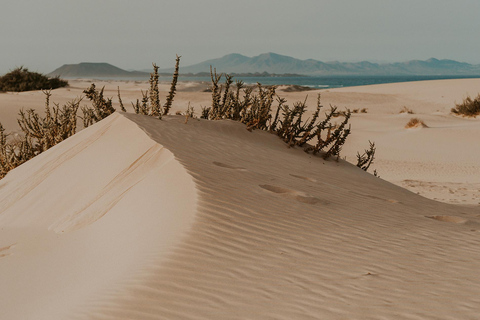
[154,74,480,89]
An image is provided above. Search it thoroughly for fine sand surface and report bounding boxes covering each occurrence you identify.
[0,78,480,318]
[1,78,479,204]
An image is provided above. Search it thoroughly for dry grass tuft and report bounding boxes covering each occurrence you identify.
[451,94,480,117]
[400,106,414,114]
[405,118,428,129]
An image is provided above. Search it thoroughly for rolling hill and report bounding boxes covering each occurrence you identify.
[48,62,149,79]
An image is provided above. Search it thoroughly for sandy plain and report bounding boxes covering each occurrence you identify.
[0,77,479,319]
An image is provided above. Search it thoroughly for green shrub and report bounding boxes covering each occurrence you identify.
[0,67,68,92]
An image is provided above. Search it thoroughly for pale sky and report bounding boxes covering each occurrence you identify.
[1,0,480,75]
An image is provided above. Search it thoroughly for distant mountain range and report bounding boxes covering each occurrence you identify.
[160,53,480,76]
[49,53,480,79]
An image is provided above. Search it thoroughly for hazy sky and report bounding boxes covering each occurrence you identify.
[1,0,480,74]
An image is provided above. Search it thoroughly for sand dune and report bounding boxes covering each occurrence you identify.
[1,78,480,319]
[0,113,196,319]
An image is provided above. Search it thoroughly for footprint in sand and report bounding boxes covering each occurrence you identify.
[350,191,400,204]
[259,184,326,205]
[289,174,317,183]
[0,244,15,258]
[213,162,246,171]
[426,215,468,224]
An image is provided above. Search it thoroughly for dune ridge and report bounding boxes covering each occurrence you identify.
[1,77,480,318]
[0,113,197,320]
[73,113,480,319]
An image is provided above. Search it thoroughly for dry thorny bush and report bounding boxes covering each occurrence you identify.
[1,56,377,179]
[201,68,375,168]
[0,56,181,178]
[451,94,480,117]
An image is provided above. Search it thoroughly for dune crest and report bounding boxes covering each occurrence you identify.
[1,75,480,318]
[0,113,196,319]
[74,113,480,319]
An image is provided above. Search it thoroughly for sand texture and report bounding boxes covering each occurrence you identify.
[0,78,480,319]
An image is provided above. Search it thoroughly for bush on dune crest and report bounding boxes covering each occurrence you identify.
[201,68,376,167]
[0,55,377,179]
[0,57,181,179]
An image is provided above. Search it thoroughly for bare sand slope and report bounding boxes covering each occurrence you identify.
[327,79,480,205]
[0,113,196,319]
[0,79,480,318]
[28,113,478,319]
[1,111,480,318]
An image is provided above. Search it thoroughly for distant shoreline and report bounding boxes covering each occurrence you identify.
[63,74,480,90]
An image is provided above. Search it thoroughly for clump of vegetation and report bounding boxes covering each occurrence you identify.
[1,57,378,179]
[163,55,181,116]
[405,118,428,129]
[451,94,480,117]
[0,67,68,92]
[0,58,182,179]
[131,56,181,119]
[1,90,82,178]
[117,86,126,112]
[400,106,414,114]
[198,69,378,169]
[18,90,81,152]
[149,63,161,117]
[81,84,116,127]
[200,69,358,161]
[356,141,376,172]
[0,123,35,178]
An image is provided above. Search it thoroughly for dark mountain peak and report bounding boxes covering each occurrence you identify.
[48,62,148,79]
[222,53,249,59]
[426,58,440,63]
[254,52,296,62]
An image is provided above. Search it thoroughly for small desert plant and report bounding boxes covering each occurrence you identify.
[131,57,181,118]
[1,91,82,178]
[183,103,195,124]
[149,63,161,118]
[360,108,368,113]
[17,90,81,152]
[356,140,376,171]
[0,130,36,179]
[451,94,480,117]
[117,86,126,112]
[163,55,181,116]
[0,66,68,92]
[405,118,428,129]
[399,106,414,114]
[81,84,116,127]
